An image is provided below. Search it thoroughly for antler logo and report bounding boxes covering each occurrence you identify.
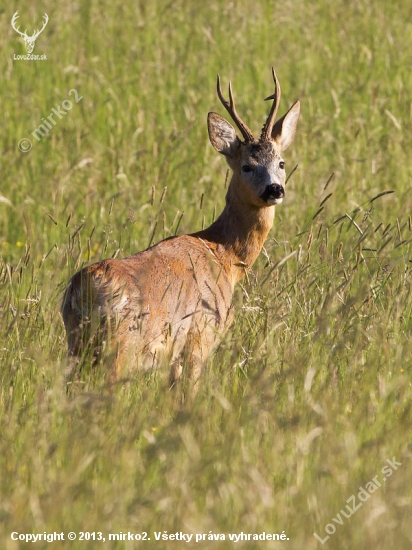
[11,11,49,54]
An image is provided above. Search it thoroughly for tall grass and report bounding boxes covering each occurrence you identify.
[0,0,411,548]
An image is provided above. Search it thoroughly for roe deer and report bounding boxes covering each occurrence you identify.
[62,68,300,391]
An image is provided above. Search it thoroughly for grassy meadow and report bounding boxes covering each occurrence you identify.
[1,0,412,548]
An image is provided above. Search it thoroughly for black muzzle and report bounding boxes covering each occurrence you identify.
[260,184,284,202]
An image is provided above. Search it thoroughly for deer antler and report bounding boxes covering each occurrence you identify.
[32,13,49,39]
[11,11,26,37]
[217,75,255,143]
[260,67,281,142]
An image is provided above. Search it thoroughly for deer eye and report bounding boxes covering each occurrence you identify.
[279,161,285,169]
[242,165,253,173]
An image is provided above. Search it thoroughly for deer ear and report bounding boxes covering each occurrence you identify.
[271,100,300,151]
[208,112,241,157]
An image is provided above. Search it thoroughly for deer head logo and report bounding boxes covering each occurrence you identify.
[11,11,49,54]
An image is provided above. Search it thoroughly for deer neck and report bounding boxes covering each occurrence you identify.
[195,178,275,285]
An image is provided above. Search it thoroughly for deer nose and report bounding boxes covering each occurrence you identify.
[270,184,284,198]
[260,184,285,203]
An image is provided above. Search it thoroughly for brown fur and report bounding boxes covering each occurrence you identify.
[61,70,300,391]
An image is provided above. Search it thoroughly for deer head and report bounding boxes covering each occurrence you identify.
[208,68,300,208]
[11,11,49,54]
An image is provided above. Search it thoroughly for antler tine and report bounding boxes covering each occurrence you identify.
[217,75,254,143]
[11,11,25,37]
[32,13,49,38]
[260,67,281,141]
